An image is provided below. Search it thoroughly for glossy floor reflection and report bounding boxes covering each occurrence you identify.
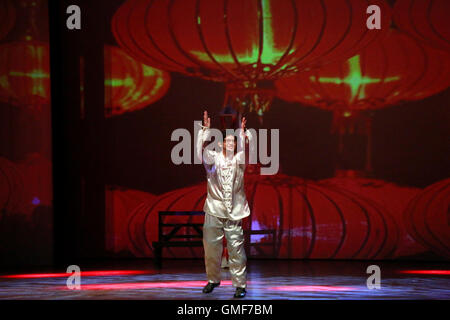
[0,259,448,299]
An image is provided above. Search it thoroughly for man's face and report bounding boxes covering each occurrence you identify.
[224,135,236,153]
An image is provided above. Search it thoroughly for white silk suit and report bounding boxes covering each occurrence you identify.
[196,126,253,288]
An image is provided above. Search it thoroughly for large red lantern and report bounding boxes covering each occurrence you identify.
[0,40,50,110]
[393,0,450,52]
[275,28,450,173]
[275,28,450,113]
[0,40,52,160]
[319,177,425,258]
[112,0,391,115]
[126,170,402,260]
[0,0,52,109]
[104,45,171,117]
[0,0,16,41]
[105,186,156,255]
[0,41,170,115]
[403,178,450,259]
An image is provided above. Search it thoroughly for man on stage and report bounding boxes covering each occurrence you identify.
[196,110,253,299]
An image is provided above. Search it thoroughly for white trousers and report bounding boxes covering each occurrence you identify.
[203,213,247,288]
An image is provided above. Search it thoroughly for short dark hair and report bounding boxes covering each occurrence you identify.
[221,129,237,142]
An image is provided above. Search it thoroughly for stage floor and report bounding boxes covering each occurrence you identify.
[0,259,448,300]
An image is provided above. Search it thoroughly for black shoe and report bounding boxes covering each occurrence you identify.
[202,282,220,293]
[234,287,246,298]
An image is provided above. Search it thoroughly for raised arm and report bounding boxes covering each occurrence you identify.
[196,110,216,165]
[236,116,254,166]
[237,116,247,151]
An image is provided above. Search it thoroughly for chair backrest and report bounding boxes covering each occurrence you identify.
[158,211,205,242]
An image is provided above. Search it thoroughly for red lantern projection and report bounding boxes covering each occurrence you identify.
[275,28,450,173]
[393,0,450,52]
[0,40,52,160]
[112,0,391,116]
[0,41,50,110]
[0,0,52,110]
[0,42,170,115]
[319,177,425,258]
[403,178,450,259]
[0,0,16,41]
[104,45,171,117]
[276,28,450,112]
[105,186,156,255]
[126,170,403,260]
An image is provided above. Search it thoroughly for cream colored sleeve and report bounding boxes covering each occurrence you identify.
[196,127,216,165]
[236,129,253,166]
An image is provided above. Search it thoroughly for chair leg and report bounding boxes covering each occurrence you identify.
[154,245,162,269]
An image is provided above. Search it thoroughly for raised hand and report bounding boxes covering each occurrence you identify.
[239,116,247,139]
[241,116,247,131]
[203,110,211,128]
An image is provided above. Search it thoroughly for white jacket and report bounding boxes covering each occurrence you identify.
[196,127,254,220]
